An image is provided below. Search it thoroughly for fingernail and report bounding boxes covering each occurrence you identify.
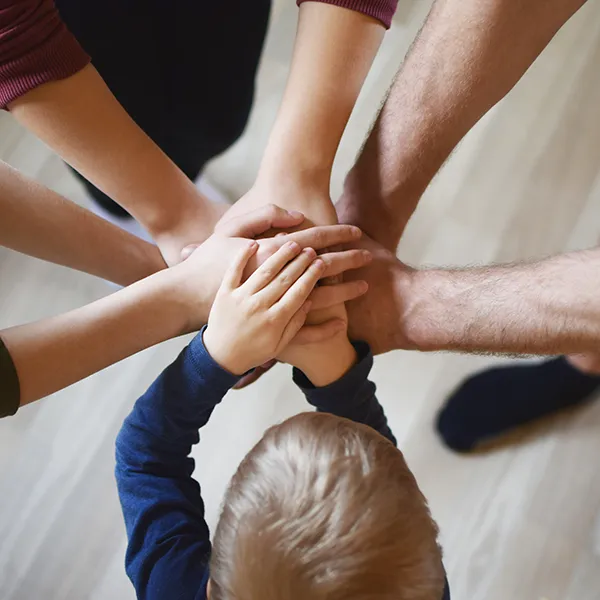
[289,210,304,219]
[334,319,345,330]
[313,258,324,269]
[249,240,258,249]
[303,247,316,257]
[288,241,300,251]
[358,281,368,292]
[350,226,362,238]
[362,250,372,262]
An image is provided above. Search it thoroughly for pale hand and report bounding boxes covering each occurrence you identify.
[219,182,339,230]
[203,241,339,375]
[167,205,372,334]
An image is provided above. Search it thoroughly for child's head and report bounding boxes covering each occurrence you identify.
[210,412,445,600]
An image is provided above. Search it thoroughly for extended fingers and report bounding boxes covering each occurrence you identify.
[216,204,305,238]
[318,248,372,278]
[255,247,318,305]
[284,224,362,251]
[271,257,326,318]
[308,280,369,310]
[241,241,302,294]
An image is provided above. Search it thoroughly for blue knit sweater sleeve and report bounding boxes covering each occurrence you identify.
[292,341,397,445]
[115,329,240,600]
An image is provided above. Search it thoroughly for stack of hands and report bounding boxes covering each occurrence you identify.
[167,203,372,384]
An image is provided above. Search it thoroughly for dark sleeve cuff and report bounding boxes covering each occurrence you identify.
[293,340,373,408]
[0,336,20,418]
[187,326,243,396]
[297,0,397,29]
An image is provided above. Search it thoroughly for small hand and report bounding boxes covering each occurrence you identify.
[203,241,336,374]
[170,205,372,333]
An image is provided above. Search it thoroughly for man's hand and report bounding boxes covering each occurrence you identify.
[343,234,415,355]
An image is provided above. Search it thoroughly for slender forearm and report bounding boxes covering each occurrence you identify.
[260,3,384,186]
[8,65,218,260]
[342,0,587,249]
[404,248,600,355]
[1,270,188,405]
[0,162,165,285]
[227,2,385,228]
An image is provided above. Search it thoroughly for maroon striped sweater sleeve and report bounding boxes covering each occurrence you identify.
[297,0,398,28]
[0,0,395,111]
[0,0,89,109]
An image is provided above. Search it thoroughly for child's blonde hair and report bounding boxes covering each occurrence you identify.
[210,412,445,600]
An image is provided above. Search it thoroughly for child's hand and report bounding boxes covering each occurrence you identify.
[203,240,333,375]
[277,321,357,387]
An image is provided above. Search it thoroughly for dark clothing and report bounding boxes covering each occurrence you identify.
[0,0,398,215]
[57,0,272,216]
[0,336,19,418]
[115,333,403,599]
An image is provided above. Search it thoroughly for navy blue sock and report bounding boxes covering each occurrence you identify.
[436,357,600,452]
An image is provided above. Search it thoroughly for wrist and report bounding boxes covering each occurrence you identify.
[160,265,211,335]
[201,327,248,376]
[401,269,456,352]
[256,153,332,194]
[297,336,357,387]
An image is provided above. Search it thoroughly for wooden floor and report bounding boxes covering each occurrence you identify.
[2,1,600,599]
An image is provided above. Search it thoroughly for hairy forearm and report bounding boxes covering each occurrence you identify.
[8,65,217,259]
[404,248,600,355]
[1,270,189,405]
[0,162,165,285]
[342,0,587,249]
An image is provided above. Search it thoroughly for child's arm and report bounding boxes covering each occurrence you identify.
[290,340,397,445]
[116,241,338,599]
[115,332,239,600]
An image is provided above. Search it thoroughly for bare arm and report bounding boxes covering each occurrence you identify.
[2,206,370,407]
[403,247,600,356]
[0,161,165,286]
[8,65,220,264]
[224,1,385,227]
[1,269,190,405]
[339,0,588,250]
